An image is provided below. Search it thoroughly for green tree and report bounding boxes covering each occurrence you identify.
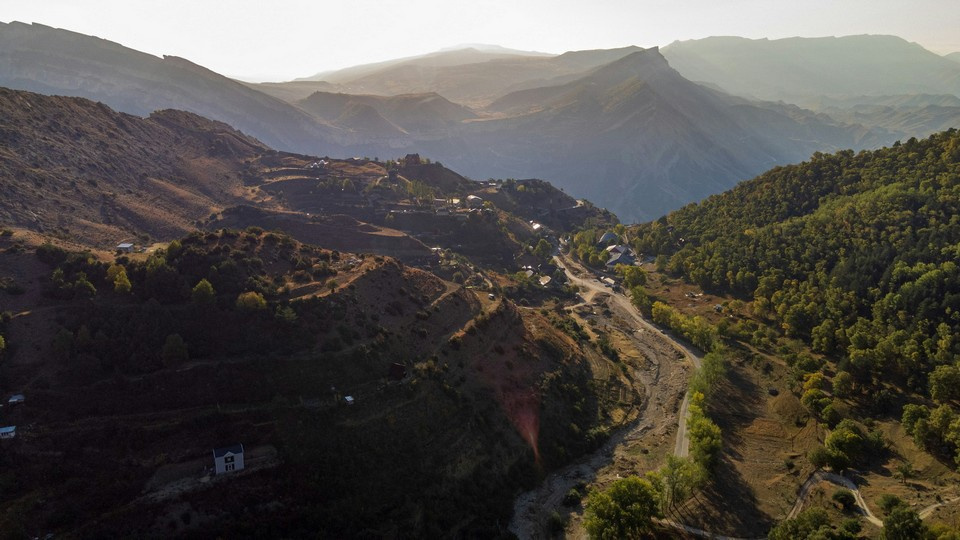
[894,461,914,484]
[824,419,868,468]
[113,267,132,294]
[832,488,855,512]
[654,455,701,513]
[688,393,723,470]
[877,494,905,515]
[161,334,188,366]
[191,278,215,304]
[236,291,267,311]
[768,508,830,540]
[882,505,926,539]
[165,239,183,260]
[616,264,647,288]
[0,334,5,355]
[106,263,125,282]
[583,476,662,539]
[532,238,553,261]
[809,446,831,469]
[326,279,339,294]
[930,364,960,402]
[629,285,653,314]
[902,404,930,435]
[832,371,854,398]
[73,272,97,298]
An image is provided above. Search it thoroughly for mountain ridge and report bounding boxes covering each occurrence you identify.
[661,34,960,104]
[0,21,346,155]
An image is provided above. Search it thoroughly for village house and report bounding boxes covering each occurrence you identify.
[116,242,134,253]
[606,250,636,268]
[597,231,619,246]
[465,195,484,209]
[212,444,244,474]
[7,394,24,406]
[0,426,16,439]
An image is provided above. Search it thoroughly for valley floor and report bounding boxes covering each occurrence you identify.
[509,255,694,538]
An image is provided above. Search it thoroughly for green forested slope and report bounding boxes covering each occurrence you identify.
[633,129,960,395]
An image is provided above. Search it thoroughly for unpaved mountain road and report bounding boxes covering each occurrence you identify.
[508,256,697,539]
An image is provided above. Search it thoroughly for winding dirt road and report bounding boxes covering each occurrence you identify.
[555,258,703,460]
[508,256,698,539]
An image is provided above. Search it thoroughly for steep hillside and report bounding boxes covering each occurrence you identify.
[631,130,960,454]
[662,35,960,104]
[0,88,266,246]
[0,229,627,537]
[0,88,612,273]
[437,48,890,222]
[0,21,344,155]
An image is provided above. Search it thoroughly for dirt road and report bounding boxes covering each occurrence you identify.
[508,256,697,539]
[555,258,703,461]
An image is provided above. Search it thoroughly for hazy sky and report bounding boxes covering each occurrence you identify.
[4,0,960,81]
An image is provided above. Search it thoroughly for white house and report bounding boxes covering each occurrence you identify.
[116,242,134,253]
[212,444,244,474]
[7,394,24,405]
[465,195,484,209]
[0,426,16,439]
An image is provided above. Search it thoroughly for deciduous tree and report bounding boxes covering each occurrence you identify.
[583,476,662,539]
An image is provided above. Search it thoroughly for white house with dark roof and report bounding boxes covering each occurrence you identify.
[213,444,244,474]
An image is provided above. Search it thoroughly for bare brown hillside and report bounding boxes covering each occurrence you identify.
[0,230,630,537]
[0,88,265,246]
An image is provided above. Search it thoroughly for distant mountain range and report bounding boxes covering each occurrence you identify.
[2,22,958,221]
[412,48,890,221]
[660,35,960,105]
[282,45,644,107]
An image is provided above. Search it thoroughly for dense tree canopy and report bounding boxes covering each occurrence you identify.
[630,129,960,411]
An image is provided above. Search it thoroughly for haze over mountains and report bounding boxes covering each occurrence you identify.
[5,12,960,537]
[3,21,959,221]
[661,35,960,103]
[0,21,344,155]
